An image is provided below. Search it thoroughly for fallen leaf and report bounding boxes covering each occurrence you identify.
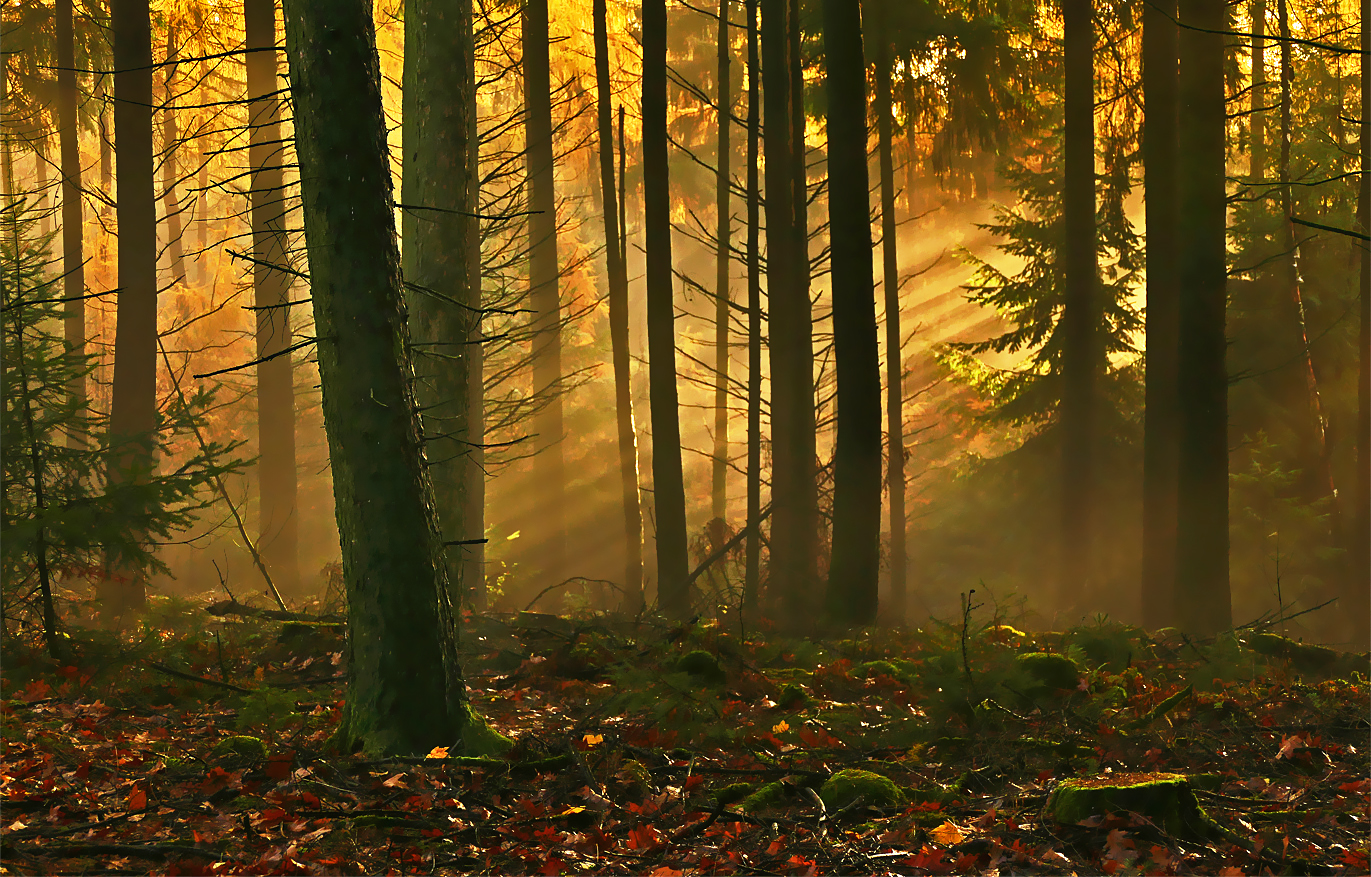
[772,720,790,734]
[127,786,147,812]
[1277,734,1305,760]
[582,733,603,747]
[426,746,450,760]
[929,820,964,845]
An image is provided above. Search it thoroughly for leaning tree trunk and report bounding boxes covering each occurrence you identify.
[872,1,905,625]
[1141,0,1180,630]
[711,0,732,525]
[104,0,159,620]
[644,0,691,618]
[1350,0,1369,647]
[821,0,881,626]
[279,0,489,756]
[522,0,566,584]
[246,0,300,597]
[593,0,644,609]
[57,0,87,444]
[402,0,478,609]
[1174,0,1231,635]
[744,0,762,611]
[161,23,186,288]
[1057,0,1099,614]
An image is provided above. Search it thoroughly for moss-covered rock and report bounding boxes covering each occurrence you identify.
[210,735,268,767]
[1016,652,1081,690]
[854,660,902,680]
[740,780,789,812]
[1043,772,1220,841]
[714,781,756,807]
[675,650,725,685]
[819,769,907,811]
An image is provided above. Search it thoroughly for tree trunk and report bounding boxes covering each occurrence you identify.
[744,0,762,611]
[522,0,565,583]
[1250,0,1266,183]
[246,0,300,597]
[161,23,185,287]
[1141,0,1180,630]
[1174,0,1231,635]
[711,0,732,526]
[279,0,479,755]
[464,6,486,611]
[644,0,691,618]
[57,0,87,444]
[872,1,904,625]
[821,0,881,625]
[197,57,210,284]
[105,0,158,619]
[594,0,644,609]
[1349,0,1369,647]
[1057,0,1099,614]
[401,0,477,609]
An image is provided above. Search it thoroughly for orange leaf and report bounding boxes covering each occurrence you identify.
[425,746,450,760]
[127,786,147,812]
[928,821,964,846]
[771,720,790,734]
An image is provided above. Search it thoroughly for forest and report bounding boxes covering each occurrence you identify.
[1,0,1369,873]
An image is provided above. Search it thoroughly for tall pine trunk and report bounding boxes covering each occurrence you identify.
[711,0,732,525]
[1141,0,1179,629]
[644,0,690,617]
[789,0,817,617]
[401,0,478,609]
[57,0,87,442]
[1174,0,1231,635]
[821,0,881,625]
[104,0,158,619]
[279,0,482,756]
[1057,0,1099,613]
[464,9,486,611]
[197,58,210,284]
[1350,0,1369,647]
[246,0,300,596]
[744,0,762,611]
[161,23,185,287]
[522,0,565,582]
[593,0,644,608]
[872,2,905,625]
[1250,0,1267,183]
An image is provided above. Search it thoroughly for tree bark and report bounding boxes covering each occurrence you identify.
[464,6,486,611]
[522,0,565,583]
[644,0,691,618]
[105,0,159,619]
[402,0,477,609]
[711,0,732,525]
[594,0,644,609]
[1174,0,1231,635]
[1057,0,1099,614]
[57,0,87,445]
[197,57,210,284]
[161,23,185,287]
[821,0,881,625]
[744,0,762,611]
[872,0,905,625]
[1141,0,1180,630]
[1349,0,1369,647]
[279,0,476,755]
[1250,0,1267,183]
[246,0,300,597]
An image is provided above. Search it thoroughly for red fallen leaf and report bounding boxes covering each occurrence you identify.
[650,868,684,876]
[74,762,90,780]
[684,774,706,792]
[537,854,567,875]
[127,786,147,811]
[628,824,662,850]
[767,836,787,854]
[1338,779,1370,794]
[265,752,294,781]
[21,679,52,703]
[252,807,290,830]
[1340,849,1370,871]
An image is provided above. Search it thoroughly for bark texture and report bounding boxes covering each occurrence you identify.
[161,24,185,287]
[711,0,732,525]
[744,0,762,611]
[1350,0,1369,647]
[57,0,87,440]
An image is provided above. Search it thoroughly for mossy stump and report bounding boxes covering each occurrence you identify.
[210,735,268,768]
[820,769,907,811]
[1044,772,1218,841]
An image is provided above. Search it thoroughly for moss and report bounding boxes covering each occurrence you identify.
[819,769,907,811]
[714,782,756,807]
[777,682,813,709]
[1043,772,1220,842]
[1246,634,1339,675]
[460,710,513,757]
[210,735,268,767]
[854,660,902,680]
[1015,652,1081,690]
[616,760,653,797]
[675,650,726,685]
[740,781,789,812]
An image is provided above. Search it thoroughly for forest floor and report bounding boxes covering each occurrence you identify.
[2,597,1369,876]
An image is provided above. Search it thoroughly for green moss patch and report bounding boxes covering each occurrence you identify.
[819,769,907,811]
[675,650,725,685]
[210,735,267,768]
[1044,772,1219,841]
[1015,652,1080,690]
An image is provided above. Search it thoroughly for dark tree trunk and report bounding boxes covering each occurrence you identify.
[401,0,477,609]
[711,0,732,525]
[594,0,644,608]
[644,0,691,618]
[279,0,481,756]
[1350,0,1369,647]
[99,71,112,221]
[1141,0,1180,630]
[1057,0,1099,613]
[522,0,565,582]
[872,1,905,625]
[161,23,185,287]
[104,0,158,619]
[1250,0,1267,183]
[821,0,881,625]
[57,0,87,442]
[197,58,210,284]
[246,0,300,597]
[1174,0,1231,635]
[464,10,486,611]
[744,0,762,611]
